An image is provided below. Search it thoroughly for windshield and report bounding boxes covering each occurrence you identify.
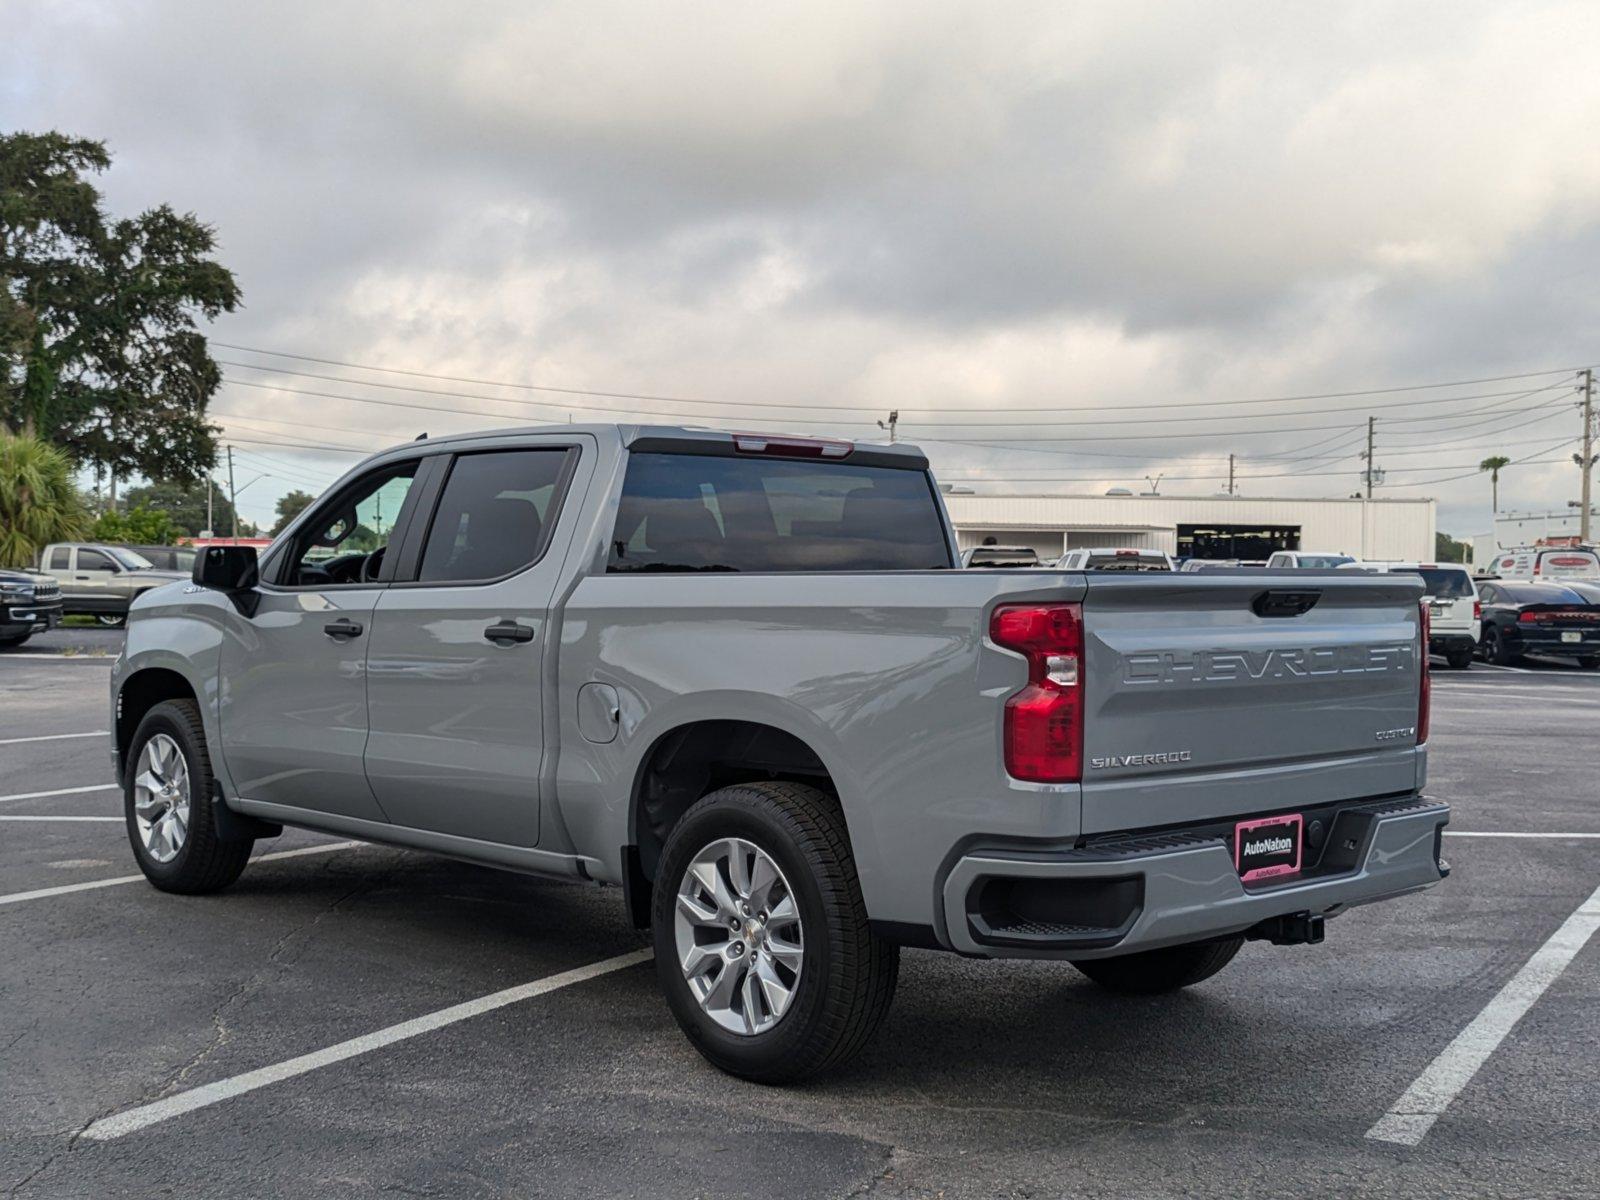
[1394,567,1473,598]
[108,547,155,570]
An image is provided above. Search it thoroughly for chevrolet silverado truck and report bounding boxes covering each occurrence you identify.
[109,425,1449,1081]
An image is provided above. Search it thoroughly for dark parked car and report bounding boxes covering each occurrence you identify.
[1476,580,1600,668]
[0,568,63,648]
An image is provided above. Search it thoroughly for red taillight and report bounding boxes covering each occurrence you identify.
[991,603,1083,782]
[733,432,852,459]
[1417,600,1430,746]
[1473,599,1481,621]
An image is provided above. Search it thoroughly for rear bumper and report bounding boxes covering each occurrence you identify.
[1429,631,1474,650]
[939,795,1449,960]
[1507,628,1600,653]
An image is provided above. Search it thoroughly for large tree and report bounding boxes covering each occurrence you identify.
[0,132,240,500]
[270,489,317,537]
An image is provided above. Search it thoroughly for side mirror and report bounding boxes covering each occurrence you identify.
[194,545,259,592]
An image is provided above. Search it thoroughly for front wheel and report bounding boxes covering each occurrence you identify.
[651,781,898,1083]
[0,631,31,649]
[125,699,253,893]
[1071,936,1244,994]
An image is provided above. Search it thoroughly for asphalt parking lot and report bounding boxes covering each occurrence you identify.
[2,642,1598,1198]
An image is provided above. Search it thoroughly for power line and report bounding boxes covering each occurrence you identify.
[1376,438,1581,488]
[212,340,1590,413]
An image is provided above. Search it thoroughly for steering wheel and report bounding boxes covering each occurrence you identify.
[361,546,386,583]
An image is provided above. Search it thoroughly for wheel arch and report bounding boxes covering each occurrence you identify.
[115,666,199,783]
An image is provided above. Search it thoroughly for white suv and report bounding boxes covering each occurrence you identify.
[1055,548,1174,571]
[1265,551,1356,569]
[1337,561,1479,668]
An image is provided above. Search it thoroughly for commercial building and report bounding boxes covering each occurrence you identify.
[941,491,1435,562]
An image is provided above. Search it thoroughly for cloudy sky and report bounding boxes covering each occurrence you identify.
[6,0,1599,534]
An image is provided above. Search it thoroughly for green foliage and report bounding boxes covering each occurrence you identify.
[0,431,89,568]
[124,480,237,538]
[90,505,177,546]
[1435,532,1468,564]
[1479,454,1512,512]
[1,131,240,488]
[270,489,317,536]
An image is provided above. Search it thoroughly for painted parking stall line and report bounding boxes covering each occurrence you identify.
[81,947,653,1140]
[0,730,109,746]
[1446,831,1600,840]
[0,841,364,908]
[0,815,120,823]
[0,783,119,806]
[1366,878,1600,1147]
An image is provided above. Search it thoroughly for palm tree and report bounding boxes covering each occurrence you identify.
[0,433,90,568]
[1479,455,1511,513]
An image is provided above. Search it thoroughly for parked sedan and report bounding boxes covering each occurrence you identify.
[1476,580,1600,668]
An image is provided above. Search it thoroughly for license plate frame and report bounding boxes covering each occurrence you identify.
[1234,813,1304,884]
[1561,630,1583,644]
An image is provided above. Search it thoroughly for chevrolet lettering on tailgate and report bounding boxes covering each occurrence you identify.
[1122,643,1414,686]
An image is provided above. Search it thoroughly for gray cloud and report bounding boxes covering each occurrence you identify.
[4,0,1597,532]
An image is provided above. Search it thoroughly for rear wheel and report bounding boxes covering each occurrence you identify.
[651,781,898,1083]
[1484,626,1522,666]
[95,614,127,628]
[124,699,252,893]
[1578,656,1600,671]
[1445,645,1474,669]
[1072,936,1244,995]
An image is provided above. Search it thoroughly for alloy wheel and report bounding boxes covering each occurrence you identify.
[133,732,190,864]
[674,837,804,1036]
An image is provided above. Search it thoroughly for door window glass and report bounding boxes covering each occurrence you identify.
[78,549,116,572]
[49,547,70,570]
[417,450,572,583]
[284,463,417,586]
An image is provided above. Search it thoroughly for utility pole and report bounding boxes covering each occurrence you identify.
[877,410,899,443]
[205,475,214,538]
[1363,415,1376,499]
[1579,368,1595,544]
[1227,453,1236,496]
[227,445,239,543]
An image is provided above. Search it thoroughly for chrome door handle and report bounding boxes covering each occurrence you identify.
[324,618,364,640]
[484,621,535,646]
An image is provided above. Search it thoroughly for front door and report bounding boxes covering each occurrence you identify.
[218,459,422,821]
[70,547,124,613]
[363,443,583,846]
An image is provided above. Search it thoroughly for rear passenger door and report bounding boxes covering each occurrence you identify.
[362,441,586,846]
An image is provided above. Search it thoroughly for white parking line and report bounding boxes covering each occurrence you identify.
[0,841,363,908]
[81,947,652,1140]
[1367,878,1600,1146]
[0,815,120,822]
[0,730,109,746]
[1446,831,1600,839]
[0,783,118,805]
[0,653,116,661]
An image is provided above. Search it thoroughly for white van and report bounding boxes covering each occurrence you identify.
[1487,546,1600,582]
[1337,561,1480,669]
[1054,547,1174,572]
[1265,551,1356,569]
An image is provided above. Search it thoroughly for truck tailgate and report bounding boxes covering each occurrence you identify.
[1079,572,1425,835]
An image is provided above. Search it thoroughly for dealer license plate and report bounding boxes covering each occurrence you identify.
[1235,813,1303,883]
[1562,631,1583,644]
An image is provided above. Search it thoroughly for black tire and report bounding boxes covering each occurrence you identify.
[1578,656,1600,671]
[651,781,898,1083]
[1071,936,1244,995]
[124,699,253,894]
[1445,646,1474,670]
[1484,626,1521,666]
[96,613,127,628]
[0,632,30,649]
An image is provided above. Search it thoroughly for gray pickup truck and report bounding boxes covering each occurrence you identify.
[110,425,1449,1080]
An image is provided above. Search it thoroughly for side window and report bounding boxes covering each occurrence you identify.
[78,549,116,572]
[1479,584,1499,604]
[280,462,417,586]
[416,449,572,583]
[607,452,952,573]
[49,547,70,570]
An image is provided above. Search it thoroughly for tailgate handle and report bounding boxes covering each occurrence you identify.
[1252,589,1321,618]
